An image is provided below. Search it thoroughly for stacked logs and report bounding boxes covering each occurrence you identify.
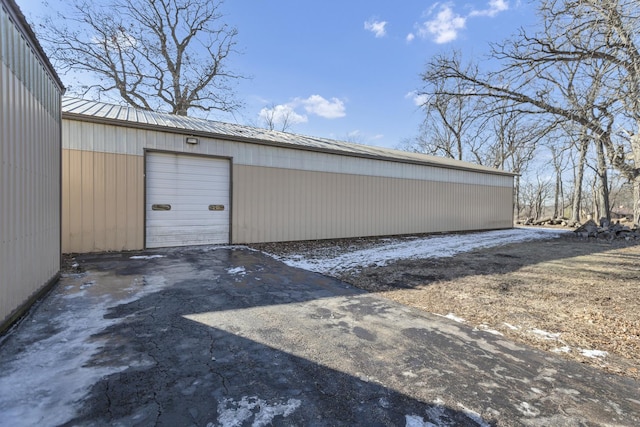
[516,217,640,240]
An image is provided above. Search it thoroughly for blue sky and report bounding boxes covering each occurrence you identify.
[17,0,535,149]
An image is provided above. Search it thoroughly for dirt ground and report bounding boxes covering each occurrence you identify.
[250,230,640,380]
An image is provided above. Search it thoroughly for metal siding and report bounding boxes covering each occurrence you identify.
[61,149,143,253]
[62,119,512,188]
[1,1,61,326]
[231,165,513,244]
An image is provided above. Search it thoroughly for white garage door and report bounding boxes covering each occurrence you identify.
[146,152,230,248]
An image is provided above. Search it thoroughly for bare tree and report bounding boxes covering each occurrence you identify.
[521,177,552,221]
[39,0,243,116]
[547,143,571,219]
[419,0,640,223]
[411,54,489,163]
[518,0,640,223]
[489,109,551,218]
[569,126,590,224]
[259,103,299,132]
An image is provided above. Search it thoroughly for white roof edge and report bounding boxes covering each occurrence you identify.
[61,96,515,176]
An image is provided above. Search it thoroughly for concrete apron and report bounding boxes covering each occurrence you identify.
[0,247,638,427]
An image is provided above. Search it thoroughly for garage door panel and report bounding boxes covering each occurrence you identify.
[148,228,229,241]
[147,225,229,235]
[146,152,230,248]
[147,217,228,226]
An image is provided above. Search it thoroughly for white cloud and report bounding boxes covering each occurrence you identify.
[259,104,308,126]
[470,0,509,17]
[259,95,346,126]
[406,33,416,43]
[406,91,429,107]
[415,1,509,44]
[297,95,346,119]
[364,19,387,38]
[419,3,467,44]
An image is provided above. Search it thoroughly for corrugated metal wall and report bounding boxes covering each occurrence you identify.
[232,165,513,243]
[62,119,514,253]
[62,150,143,252]
[1,0,62,328]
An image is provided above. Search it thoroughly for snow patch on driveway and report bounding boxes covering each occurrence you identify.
[0,274,170,427]
[130,254,165,260]
[226,266,247,276]
[212,396,301,427]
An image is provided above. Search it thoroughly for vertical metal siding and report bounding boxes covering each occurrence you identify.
[1,1,62,327]
[231,165,513,244]
[62,119,513,188]
[62,149,143,253]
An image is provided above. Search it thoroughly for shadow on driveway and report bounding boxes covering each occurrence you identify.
[0,246,639,426]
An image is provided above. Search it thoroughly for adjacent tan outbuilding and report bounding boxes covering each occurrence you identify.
[61,97,514,254]
[1,0,64,331]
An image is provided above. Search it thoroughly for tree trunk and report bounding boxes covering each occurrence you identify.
[634,178,640,226]
[595,138,611,221]
[571,137,588,223]
[554,172,562,218]
[551,146,561,218]
[632,134,640,226]
[535,185,544,220]
[592,174,600,220]
[514,175,521,219]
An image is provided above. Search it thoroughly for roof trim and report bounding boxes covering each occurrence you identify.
[61,97,516,177]
[2,0,65,91]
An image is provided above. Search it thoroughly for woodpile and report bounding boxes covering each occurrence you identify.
[516,217,640,240]
[518,217,571,227]
[573,219,640,240]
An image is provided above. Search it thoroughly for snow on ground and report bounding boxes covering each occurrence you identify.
[530,328,562,340]
[212,396,301,427]
[270,228,568,275]
[580,349,608,358]
[0,301,120,426]
[130,254,165,260]
[226,266,247,276]
[441,313,466,323]
[405,398,492,427]
[0,274,169,427]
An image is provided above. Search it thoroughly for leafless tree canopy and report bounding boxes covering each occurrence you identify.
[416,0,640,224]
[39,0,243,116]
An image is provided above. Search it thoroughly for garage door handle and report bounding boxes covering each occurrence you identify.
[152,204,171,211]
[209,205,225,211]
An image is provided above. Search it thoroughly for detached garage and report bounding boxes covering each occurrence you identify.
[61,97,514,253]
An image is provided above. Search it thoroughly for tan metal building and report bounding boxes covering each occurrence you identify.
[62,97,515,253]
[1,0,64,330]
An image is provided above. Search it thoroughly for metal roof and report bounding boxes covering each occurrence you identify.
[61,96,514,176]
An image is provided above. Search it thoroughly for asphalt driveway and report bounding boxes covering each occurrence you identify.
[0,246,638,426]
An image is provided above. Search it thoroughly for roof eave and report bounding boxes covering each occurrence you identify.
[61,111,516,177]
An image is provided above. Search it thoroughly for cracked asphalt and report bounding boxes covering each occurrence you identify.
[0,246,639,426]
